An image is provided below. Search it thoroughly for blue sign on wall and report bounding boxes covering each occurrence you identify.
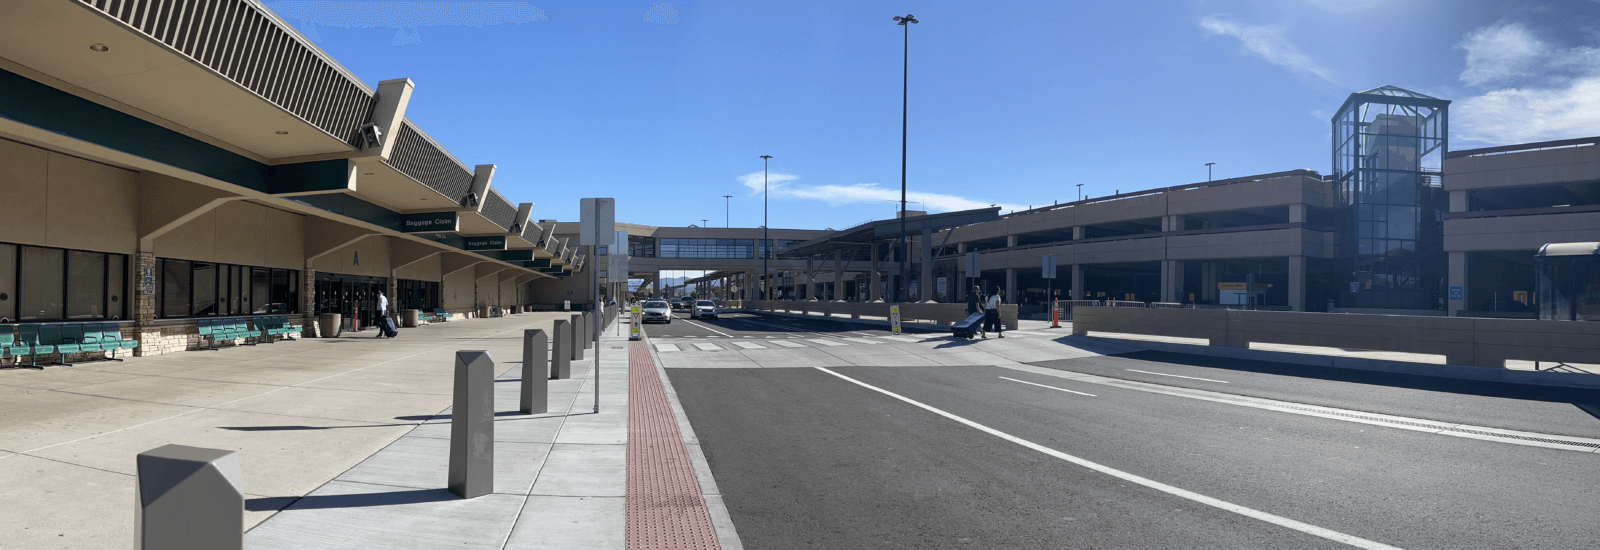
[1449,285,1463,301]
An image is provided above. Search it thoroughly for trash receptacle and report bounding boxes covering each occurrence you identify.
[318,313,342,338]
[402,309,420,328]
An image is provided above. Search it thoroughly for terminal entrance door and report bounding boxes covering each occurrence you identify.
[315,273,385,332]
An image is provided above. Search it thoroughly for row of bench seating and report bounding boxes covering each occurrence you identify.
[0,323,139,368]
[197,317,302,350]
[417,308,452,324]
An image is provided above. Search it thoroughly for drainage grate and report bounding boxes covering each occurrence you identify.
[1095,378,1600,453]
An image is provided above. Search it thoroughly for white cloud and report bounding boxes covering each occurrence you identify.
[1454,77,1600,145]
[1452,22,1600,145]
[738,172,1027,214]
[1458,23,1550,86]
[1199,16,1336,83]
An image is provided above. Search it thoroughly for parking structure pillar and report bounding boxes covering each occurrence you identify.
[521,329,548,413]
[449,350,495,499]
[136,444,243,550]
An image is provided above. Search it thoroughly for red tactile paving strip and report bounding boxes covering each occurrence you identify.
[626,342,722,549]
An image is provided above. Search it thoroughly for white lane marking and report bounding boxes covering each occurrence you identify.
[853,332,878,337]
[655,343,680,352]
[838,337,882,345]
[693,343,722,351]
[807,339,848,347]
[681,317,735,337]
[733,342,765,349]
[1127,369,1229,383]
[999,376,1096,397]
[771,341,806,348]
[878,336,921,343]
[815,367,1404,550]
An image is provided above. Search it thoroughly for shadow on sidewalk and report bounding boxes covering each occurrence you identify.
[222,411,596,431]
[247,488,456,511]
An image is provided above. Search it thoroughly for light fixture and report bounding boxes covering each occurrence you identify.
[275,130,288,135]
[89,43,109,52]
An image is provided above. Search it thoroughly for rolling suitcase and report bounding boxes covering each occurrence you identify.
[951,312,984,339]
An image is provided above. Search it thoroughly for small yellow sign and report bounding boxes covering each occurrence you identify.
[1218,282,1247,290]
[889,305,902,335]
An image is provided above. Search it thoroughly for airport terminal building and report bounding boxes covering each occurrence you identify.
[0,0,589,359]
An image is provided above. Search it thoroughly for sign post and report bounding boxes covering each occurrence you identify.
[890,304,902,335]
[629,304,642,341]
[580,198,614,414]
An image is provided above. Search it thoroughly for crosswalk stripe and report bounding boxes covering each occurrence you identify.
[655,343,679,352]
[807,339,847,347]
[878,336,921,343]
[771,340,805,348]
[732,341,765,349]
[838,337,881,345]
[693,343,721,351]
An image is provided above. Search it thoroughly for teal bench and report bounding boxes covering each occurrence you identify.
[432,308,451,322]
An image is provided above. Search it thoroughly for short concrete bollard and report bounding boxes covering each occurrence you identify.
[570,314,585,360]
[135,444,243,550]
[551,320,572,379]
[581,312,594,350]
[521,329,548,414]
[449,350,495,499]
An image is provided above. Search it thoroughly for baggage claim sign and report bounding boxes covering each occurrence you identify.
[401,212,459,233]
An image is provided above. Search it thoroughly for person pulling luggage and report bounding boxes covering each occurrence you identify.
[983,289,1004,338]
[375,291,398,338]
[967,285,986,338]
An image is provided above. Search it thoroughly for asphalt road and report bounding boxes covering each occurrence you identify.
[660,315,1600,549]
[641,309,938,339]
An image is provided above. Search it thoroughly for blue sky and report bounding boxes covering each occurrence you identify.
[265,0,1600,230]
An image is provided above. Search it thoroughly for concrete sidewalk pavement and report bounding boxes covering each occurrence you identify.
[1,311,737,549]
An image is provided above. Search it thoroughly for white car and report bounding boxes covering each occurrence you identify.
[641,300,672,323]
[690,300,718,320]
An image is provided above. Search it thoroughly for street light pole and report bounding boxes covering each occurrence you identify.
[1077,183,1083,202]
[893,13,917,303]
[761,155,772,300]
[723,195,732,227]
[1206,162,1215,182]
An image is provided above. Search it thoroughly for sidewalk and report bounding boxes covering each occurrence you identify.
[0,312,734,549]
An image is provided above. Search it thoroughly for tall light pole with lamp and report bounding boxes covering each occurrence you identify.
[760,155,773,299]
[1206,162,1215,182]
[723,195,732,227]
[892,13,917,302]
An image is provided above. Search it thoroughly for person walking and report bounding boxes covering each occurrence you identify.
[375,291,397,338]
[983,289,1004,339]
[967,285,986,338]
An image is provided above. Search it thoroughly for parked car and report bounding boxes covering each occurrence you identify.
[690,300,718,320]
[641,300,672,323]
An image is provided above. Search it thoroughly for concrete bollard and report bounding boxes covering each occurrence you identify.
[521,329,548,414]
[551,319,572,379]
[582,312,594,349]
[449,350,495,499]
[136,444,243,550]
[570,314,585,360]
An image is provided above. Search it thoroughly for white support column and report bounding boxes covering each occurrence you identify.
[805,256,816,301]
[1071,264,1084,300]
[1449,251,1467,317]
[834,251,844,301]
[1005,268,1017,304]
[1161,260,1181,303]
[955,243,968,302]
[869,244,882,301]
[1289,255,1306,312]
[920,228,934,302]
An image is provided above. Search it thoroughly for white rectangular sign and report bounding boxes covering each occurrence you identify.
[1042,255,1057,279]
[578,198,614,246]
[966,252,980,276]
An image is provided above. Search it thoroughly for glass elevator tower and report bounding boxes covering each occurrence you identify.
[1332,86,1450,311]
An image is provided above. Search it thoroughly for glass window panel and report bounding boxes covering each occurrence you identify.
[0,244,14,321]
[193,262,217,316]
[271,269,292,313]
[161,259,190,317]
[1358,239,1373,255]
[66,250,105,319]
[218,264,235,316]
[19,246,63,320]
[251,268,271,313]
[1388,206,1417,241]
[107,255,125,320]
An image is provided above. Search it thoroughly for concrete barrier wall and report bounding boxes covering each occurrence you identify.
[1071,306,1600,369]
[746,301,1018,330]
